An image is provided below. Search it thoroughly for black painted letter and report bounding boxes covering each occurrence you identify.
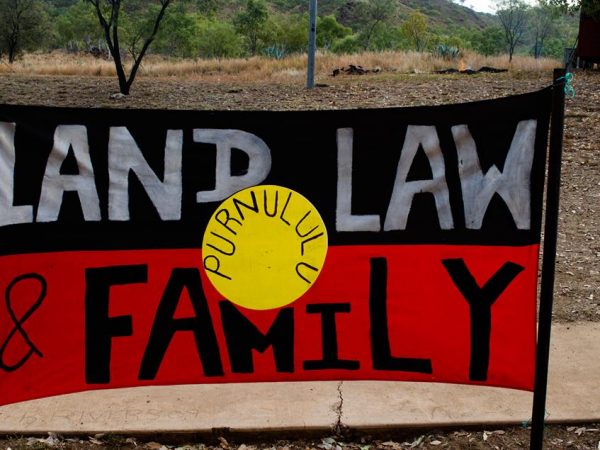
[442,258,524,381]
[139,268,224,380]
[85,265,147,384]
[370,258,432,373]
[303,303,360,370]
[220,301,294,373]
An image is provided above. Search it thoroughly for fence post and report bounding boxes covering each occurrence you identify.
[529,68,566,450]
[306,0,317,89]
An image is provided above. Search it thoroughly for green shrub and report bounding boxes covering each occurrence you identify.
[433,43,460,59]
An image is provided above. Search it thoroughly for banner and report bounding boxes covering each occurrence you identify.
[0,88,552,406]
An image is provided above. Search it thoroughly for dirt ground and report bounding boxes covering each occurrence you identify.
[0,425,599,449]
[0,68,598,449]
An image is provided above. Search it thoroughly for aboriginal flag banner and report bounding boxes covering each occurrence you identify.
[0,87,553,407]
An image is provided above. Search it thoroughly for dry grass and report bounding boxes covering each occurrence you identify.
[0,52,117,76]
[0,50,561,82]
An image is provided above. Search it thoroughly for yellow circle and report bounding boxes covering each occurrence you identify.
[202,185,328,310]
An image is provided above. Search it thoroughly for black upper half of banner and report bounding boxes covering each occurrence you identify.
[0,87,553,254]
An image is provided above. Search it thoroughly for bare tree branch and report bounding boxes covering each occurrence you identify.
[87,0,172,94]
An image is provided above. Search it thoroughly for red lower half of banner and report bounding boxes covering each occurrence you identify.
[0,245,538,406]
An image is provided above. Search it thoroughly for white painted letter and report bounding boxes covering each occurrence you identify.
[194,129,271,202]
[336,128,381,231]
[108,127,183,221]
[452,120,536,229]
[0,122,33,226]
[384,126,453,230]
[37,125,100,222]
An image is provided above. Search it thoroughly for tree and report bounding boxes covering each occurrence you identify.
[234,0,269,55]
[152,5,199,57]
[496,0,529,62]
[475,25,506,55]
[530,0,559,58]
[317,14,352,49]
[56,0,103,51]
[331,34,361,54]
[0,0,49,62]
[196,18,243,58]
[87,0,173,95]
[356,0,397,49]
[549,0,600,19]
[401,11,429,51]
[270,13,308,54]
[194,0,217,16]
[581,0,600,18]
[50,0,79,11]
[368,25,408,51]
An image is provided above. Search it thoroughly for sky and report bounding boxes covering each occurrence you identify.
[461,0,537,15]
[464,0,498,13]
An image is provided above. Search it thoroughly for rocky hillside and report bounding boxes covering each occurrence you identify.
[45,0,496,30]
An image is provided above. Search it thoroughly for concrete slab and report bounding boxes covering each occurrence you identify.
[341,322,600,428]
[0,382,342,434]
[0,322,598,434]
[543,322,600,422]
[341,382,532,429]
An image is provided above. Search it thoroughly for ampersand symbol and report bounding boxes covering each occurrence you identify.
[0,273,47,372]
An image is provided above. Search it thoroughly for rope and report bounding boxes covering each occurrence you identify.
[555,72,576,98]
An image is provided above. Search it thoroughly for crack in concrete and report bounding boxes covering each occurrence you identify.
[333,381,344,435]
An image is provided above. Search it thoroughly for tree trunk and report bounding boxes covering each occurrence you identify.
[89,0,170,96]
[118,73,130,95]
[7,43,16,63]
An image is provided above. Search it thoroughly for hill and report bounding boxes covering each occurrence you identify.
[43,0,496,32]
[265,0,495,29]
[400,0,495,28]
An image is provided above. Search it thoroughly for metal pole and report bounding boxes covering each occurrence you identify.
[529,68,566,450]
[306,0,317,89]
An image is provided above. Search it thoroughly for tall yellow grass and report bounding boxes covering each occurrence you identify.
[0,50,561,81]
